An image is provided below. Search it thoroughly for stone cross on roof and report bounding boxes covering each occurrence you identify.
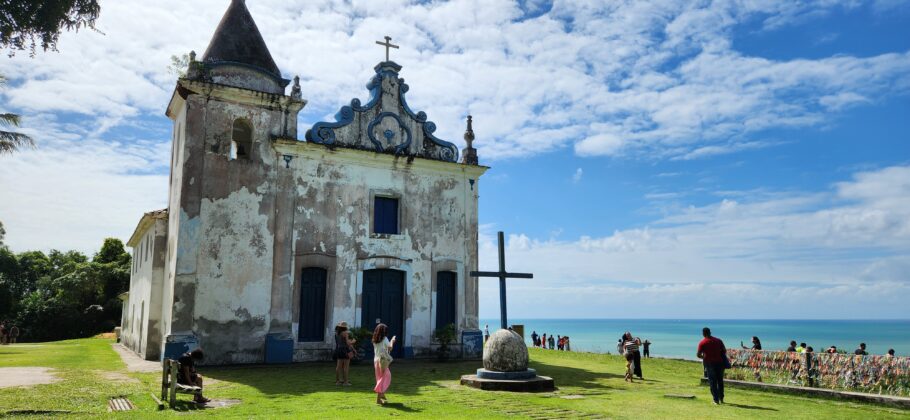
[375,36,399,62]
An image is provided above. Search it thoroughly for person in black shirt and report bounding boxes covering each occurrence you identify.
[854,343,868,355]
[786,340,797,352]
[642,340,651,358]
[178,348,210,403]
[741,336,762,350]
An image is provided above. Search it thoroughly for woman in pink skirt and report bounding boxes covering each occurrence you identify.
[372,323,396,405]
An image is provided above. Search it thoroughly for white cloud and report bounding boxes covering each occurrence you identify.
[571,167,583,183]
[478,165,910,318]
[0,0,908,262]
[0,0,907,163]
[0,117,169,254]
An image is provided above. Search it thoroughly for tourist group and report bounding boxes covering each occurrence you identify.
[531,330,572,351]
[0,321,20,345]
[168,321,398,406]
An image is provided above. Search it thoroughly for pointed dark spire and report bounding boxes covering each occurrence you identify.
[201,0,281,78]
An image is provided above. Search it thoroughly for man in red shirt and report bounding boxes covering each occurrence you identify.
[696,327,727,404]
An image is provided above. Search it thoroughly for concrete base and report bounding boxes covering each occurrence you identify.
[700,378,910,409]
[460,374,555,392]
[476,368,537,380]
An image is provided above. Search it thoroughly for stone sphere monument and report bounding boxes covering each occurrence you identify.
[461,329,555,391]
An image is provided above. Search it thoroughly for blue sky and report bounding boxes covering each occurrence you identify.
[1,0,908,319]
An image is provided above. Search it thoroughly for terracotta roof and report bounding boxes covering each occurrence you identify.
[201,0,281,78]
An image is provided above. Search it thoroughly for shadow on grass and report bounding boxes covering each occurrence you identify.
[201,359,480,397]
[170,401,205,412]
[528,359,622,392]
[725,402,777,411]
[201,357,622,397]
[381,402,420,413]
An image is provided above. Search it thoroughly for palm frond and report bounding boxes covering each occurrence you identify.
[0,113,22,128]
[0,130,35,154]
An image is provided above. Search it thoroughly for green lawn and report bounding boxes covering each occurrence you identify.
[1,338,907,419]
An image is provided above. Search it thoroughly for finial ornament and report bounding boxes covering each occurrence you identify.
[464,115,475,146]
[291,75,302,100]
[375,36,400,62]
[189,50,196,62]
[462,115,478,165]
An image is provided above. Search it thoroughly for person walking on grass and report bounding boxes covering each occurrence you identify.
[333,321,356,386]
[697,327,727,405]
[372,323,396,405]
[642,339,651,357]
[548,334,555,350]
[8,325,18,344]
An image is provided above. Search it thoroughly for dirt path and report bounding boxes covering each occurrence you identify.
[0,367,60,388]
[111,343,159,372]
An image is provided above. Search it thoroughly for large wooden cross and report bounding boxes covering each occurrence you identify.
[471,231,533,330]
[375,36,399,62]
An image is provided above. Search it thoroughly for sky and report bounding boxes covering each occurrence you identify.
[0,0,908,319]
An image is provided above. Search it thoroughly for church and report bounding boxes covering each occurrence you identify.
[119,0,487,365]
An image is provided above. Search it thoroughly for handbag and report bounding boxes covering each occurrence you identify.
[379,352,393,369]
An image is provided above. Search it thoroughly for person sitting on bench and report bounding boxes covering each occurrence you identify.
[178,348,210,404]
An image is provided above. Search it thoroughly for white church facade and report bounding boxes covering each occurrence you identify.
[120,0,486,364]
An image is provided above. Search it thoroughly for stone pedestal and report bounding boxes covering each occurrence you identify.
[460,329,554,392]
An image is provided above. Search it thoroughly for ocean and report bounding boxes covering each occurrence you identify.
[479,319,910,360]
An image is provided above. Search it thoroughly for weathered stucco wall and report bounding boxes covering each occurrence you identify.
[163,78,301,364]
[275,142,485,360]
[123,216,167,360]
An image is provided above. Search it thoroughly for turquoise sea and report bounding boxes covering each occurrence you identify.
[479,319,910,360]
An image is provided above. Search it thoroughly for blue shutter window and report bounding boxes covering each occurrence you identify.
[374,196,399,234]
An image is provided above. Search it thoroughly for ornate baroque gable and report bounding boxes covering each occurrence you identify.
[305,61,459,163]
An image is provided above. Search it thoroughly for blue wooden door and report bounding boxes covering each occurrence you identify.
[362,269,405,358]
[436,271,457,330]
[298,267,327,342]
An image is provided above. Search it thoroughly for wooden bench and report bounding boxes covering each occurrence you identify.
[161,359,202,407]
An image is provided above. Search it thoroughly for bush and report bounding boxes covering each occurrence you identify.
[433,323,458,361]
[348,327,374,361]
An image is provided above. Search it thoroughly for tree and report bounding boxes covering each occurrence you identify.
[0,220,5,247]
[93,238,130,266]
[0,76,34,154]
[0,247,20,319]
[168,53,190,78]
[0,0,101,56]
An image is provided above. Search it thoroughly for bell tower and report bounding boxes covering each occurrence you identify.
[159,0,306,362]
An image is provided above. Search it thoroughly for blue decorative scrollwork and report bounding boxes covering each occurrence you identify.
[305,105,356,144]
[367,112,411,154]
[305,61,459,163]
[399,81,459,162]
